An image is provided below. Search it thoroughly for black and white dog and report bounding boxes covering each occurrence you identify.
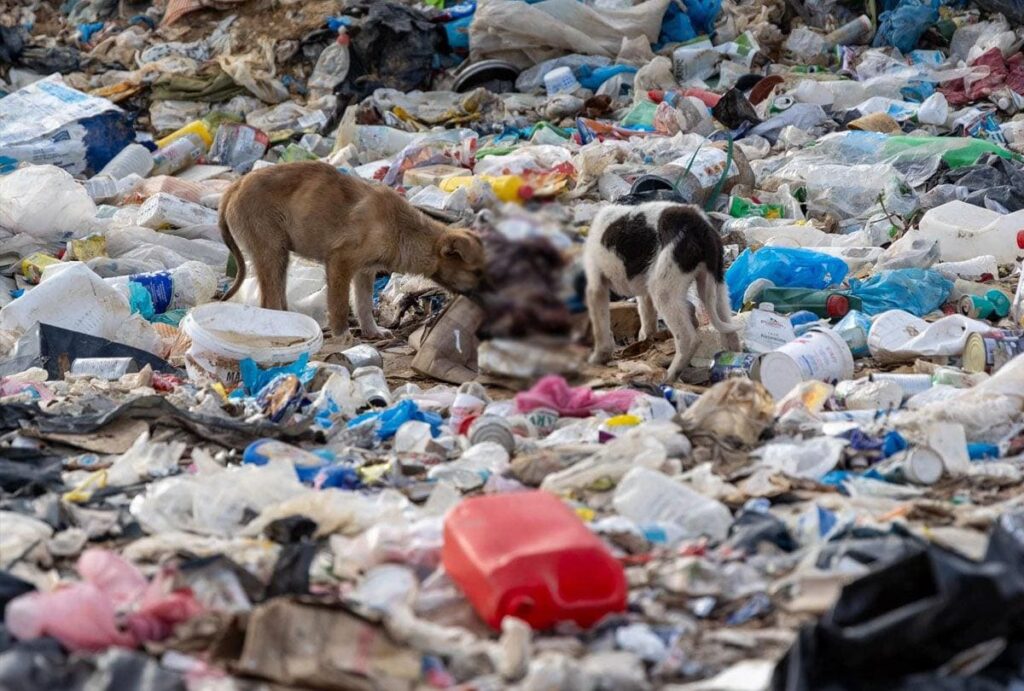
[584,202,741,381]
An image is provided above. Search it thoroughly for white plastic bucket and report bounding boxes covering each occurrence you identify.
[761,327,854,397]
[180,303,323,383]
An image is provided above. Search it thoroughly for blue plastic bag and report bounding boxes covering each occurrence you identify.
[725,247,849,310]
[873,0,939,54]
[347,399,443,440]
[237,353,315,396]
[844,269,952,317]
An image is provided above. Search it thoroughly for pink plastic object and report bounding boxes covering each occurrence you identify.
[442,491,627,630]
[513,374,639,417]
[4,548,202,652]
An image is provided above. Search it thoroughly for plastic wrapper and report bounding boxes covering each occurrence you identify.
[725,247,849,310]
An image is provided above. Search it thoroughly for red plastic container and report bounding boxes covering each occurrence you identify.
[442,491,627,630]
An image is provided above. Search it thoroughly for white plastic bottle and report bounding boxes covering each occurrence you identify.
[612,467,732,542]
[308,31,350,96]
[106,261,218,313]
[905,201,1024,264]
[1011,251,1024,329]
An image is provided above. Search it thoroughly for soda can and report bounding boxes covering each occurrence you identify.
[710,351,763,383]
[962,331,1024,374]
[958,294,993,320]
[525,407,559,436]
[468,415,516,455]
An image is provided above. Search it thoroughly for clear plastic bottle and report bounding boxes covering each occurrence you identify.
[308,31,350,96]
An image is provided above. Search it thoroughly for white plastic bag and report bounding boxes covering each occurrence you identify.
[0,262,161,354]
[0,165,102,241]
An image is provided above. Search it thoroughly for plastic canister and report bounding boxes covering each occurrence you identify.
[543,66,580,96]
[761,327,855,397]
[890,447,944,485]
[443,491,627,630]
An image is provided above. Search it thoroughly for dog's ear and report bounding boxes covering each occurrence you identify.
[440,231,481,263]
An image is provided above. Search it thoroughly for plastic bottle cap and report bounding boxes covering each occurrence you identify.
[518,185,535,200]
[825,294,850,319]
[1017,229,1024,250]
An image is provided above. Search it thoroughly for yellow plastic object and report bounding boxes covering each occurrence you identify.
[20,252,60,283]
[156,120,214,150]
[440,174,533,203]
[62,469,108,504]
[604,414,642,428]
[67,234,108,261]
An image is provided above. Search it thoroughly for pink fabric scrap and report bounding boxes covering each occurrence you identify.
[4,548,202,652]
[514,375,641,417]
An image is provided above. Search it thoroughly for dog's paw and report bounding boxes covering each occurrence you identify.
[589,349,613,365]
[326,329,355,347]
[361,327,393,341]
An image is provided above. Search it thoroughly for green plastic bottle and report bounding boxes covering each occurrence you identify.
[757,287,862,319]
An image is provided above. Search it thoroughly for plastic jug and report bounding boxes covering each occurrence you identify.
[442,491,627,630]
[903,201,1024,264]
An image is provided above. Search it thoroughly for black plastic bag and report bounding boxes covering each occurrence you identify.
[772,512,1024,690]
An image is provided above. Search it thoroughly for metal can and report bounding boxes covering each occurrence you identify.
[525,407,559,436]
[710,351,763,383]
[958,294,994,320]
[340,344,383,370]
[468,415,516,455]
[962,331,1024,374]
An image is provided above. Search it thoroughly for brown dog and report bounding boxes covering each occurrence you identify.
[219,161,486,339]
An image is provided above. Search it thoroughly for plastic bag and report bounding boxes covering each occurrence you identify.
[846,269,952,317]
[469,0,670,66]
[872,0,939,54]
[725,247,849,310]
[0,165,101,241]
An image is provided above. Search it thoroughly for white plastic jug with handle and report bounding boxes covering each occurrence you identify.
[899,201,1024,264]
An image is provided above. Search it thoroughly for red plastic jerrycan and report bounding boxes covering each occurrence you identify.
[442,491,627,630]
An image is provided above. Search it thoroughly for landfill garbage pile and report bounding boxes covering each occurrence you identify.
[3,0,1024,688]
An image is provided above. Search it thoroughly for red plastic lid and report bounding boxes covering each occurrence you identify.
[1017,229,1024,250]
[518,185,535,200]
[825,294,850,319]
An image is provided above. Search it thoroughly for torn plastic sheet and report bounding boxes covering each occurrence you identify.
[0,324,180,381]
[12,395,317,451]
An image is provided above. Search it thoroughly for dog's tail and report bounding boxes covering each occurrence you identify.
[700,272,742,333]
[219,185,246,302]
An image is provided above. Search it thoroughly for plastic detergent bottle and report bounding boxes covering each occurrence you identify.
[442,491,627,630]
